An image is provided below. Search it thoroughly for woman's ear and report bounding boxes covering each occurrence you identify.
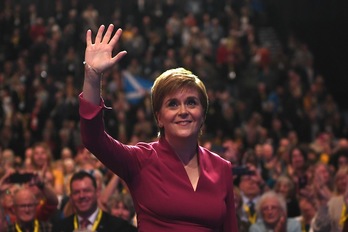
[156,113,163,127]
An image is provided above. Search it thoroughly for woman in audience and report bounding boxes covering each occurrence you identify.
[273,175,301,217]
[249,191,301,232]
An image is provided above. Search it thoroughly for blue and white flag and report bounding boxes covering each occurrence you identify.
[122,70,153,105]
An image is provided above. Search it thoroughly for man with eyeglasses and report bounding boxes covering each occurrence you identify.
[7,187,53,232]
[249,191,301,232]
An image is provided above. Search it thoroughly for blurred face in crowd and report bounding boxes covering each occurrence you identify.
[314,163,330,185]
[110,201,131,221]
[1,191,14,210]
[290,148,305,170]
[299,198,316,221]
[239,175,260,198]
[32,145,49,168]
[334,170,348,195]
[262,144,273,161]
[76,148,93,164]
[338,156,348,169]
[276,182,290,198]
[70,177,99,218]
[13,189,38,223]
[261,198,282,227]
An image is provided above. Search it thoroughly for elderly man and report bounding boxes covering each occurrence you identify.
[249,191,301,232]
[7,187,53,232]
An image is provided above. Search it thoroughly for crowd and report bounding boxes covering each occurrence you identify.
[1,0,348,231]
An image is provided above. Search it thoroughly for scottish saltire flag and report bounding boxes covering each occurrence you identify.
[122,70,153,105]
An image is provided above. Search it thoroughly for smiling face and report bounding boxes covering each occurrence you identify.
[156,87,204,142]
[151,68,208,138]
[70,177,99,218]
[110,201,131,221]
[13,189,37,224]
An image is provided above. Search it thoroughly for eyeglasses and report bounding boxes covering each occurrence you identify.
[5,189,12,195]
[15,203,37,209]
[261,205,279,212]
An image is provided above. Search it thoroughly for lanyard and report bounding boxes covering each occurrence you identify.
[339,204,348,227]
[15,219,39,232]
[74,210,103,231]
[244,204,257,224]
[301,218,307,232]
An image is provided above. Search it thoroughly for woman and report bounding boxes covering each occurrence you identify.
[79,24,238,231]
[273,175,301,217]
[107,192,136,225]
[29,142,64,196]
[249,191,301,232]
[333,167,348,196]
[287,146,310,194]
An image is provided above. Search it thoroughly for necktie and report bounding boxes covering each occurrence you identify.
[248,201,255,216]
[80,218,90,229]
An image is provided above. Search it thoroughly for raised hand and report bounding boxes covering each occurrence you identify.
[83,24,127,104]
[85,24,127,77]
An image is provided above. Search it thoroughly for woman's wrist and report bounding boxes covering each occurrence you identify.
[83,61,103,77]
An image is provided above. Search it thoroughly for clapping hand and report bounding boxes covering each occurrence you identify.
[274,211,287,232]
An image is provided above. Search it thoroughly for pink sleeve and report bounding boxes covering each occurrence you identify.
[79,93,141,182]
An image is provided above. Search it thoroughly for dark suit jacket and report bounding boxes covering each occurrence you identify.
[52,211,137,232]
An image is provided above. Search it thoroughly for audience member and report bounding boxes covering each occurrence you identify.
[238,164,263,226]
[7,188,53,232]
[29,142,64,197]
[249,191,301,232]
[52,171,136,232]
[295,196,317,232]
[273,175,301,217]
[107,192,136,226]
[333,167,348,196]
[287,146,310,194]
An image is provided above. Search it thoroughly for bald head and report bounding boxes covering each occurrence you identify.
[13,188,38,223]
[13,188,37,204]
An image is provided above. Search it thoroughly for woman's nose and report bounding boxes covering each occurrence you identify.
[178,104,188,114]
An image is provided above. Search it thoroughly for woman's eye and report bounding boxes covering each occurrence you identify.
[187,99,198,106]
[168,100,178,107]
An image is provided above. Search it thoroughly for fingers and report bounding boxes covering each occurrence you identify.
[86,24,120,45]
[109,28,123,47]
[102,24,114,44]
[111,50,127,63]
[95,25,106,44]
[86,29,92,45]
